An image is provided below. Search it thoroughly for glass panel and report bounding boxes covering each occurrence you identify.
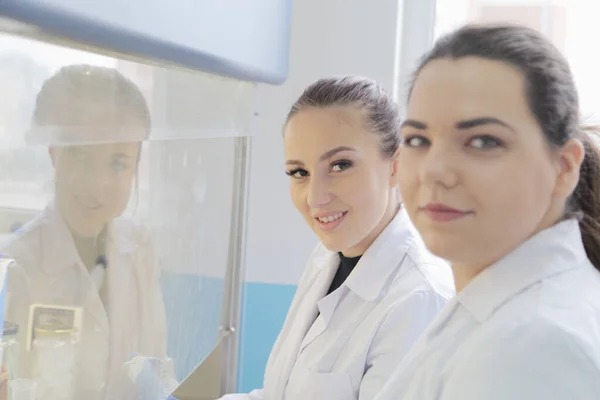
[434,0,600,124]
[0,31,253,400]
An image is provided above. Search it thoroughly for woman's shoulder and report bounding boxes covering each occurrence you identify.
[1,209,51,259]
[108,216,159,256]
[394,239,455,302]
[438,314,600,400]
[459,313,600,385]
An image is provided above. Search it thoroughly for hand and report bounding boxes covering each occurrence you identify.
[0,365,8,400]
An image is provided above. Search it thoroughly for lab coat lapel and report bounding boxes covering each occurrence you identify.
[316,298,380,372]
[82,277,110,338]
[105,223,139,369]
[39,205,110,336]
[297,253,339,352]
[298,313,326,354]
[271,249,338,400]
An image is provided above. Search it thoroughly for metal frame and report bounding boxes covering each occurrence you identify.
[394,0,437,110]
[219,132,253,394]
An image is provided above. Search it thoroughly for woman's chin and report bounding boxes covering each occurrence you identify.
[65,219,105,238]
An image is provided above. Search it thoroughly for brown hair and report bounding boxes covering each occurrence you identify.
[570,126,600,269]
[286,76,401,158]
[411,24,600,271]
[33,64,151,138]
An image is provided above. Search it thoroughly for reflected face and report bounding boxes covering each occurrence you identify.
[51,135,141,237]
[398,57,565,268]
[284,107,398,257]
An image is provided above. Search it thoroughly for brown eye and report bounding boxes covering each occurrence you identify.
[468,135,503,149]
[286,168,308,179]
[403,135,430,148]
[330,160,353,172]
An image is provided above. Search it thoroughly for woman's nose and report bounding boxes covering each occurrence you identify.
[307,175,334,208]
[420,144,459,188]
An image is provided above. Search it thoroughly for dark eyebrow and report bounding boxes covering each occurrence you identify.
[455,117,515,132]
[319,146,356,161]
[400,117,516,132]
[401,119,427,130]
[285,145,357,166]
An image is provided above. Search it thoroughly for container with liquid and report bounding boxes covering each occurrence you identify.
[0,321,19,400]
[1,322,19,380]
[31,322,77,400]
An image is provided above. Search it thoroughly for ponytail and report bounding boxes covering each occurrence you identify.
[570,126,600,272]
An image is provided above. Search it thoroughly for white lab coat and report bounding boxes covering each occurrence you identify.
[374,219,600,400]
[221,209,454,400]
[1,203,171,399]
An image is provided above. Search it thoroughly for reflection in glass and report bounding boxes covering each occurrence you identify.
[2,65,175,400]
[0,31,254,400]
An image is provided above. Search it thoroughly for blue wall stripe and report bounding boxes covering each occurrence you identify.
[236,282,296,392]
[160,273,296,390]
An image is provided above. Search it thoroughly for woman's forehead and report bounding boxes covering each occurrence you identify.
[408,57,530,122]
[284,108,377,160]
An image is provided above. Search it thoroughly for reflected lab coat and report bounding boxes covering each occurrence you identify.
[1,203,170,399]
[374,219,600,400]
[221,209,455,400]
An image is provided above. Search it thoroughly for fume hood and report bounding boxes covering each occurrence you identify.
[0,1,291,399]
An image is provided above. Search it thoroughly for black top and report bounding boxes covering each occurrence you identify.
[327,252,362,295]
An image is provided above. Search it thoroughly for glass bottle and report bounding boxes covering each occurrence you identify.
[0,321,19,399]
[31,322,77,400]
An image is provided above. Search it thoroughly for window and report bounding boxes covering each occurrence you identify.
[434,0,600,124]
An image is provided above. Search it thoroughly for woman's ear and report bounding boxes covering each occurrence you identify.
[391,158,399,176]
[554,138,585,199]
[389,150,401,185]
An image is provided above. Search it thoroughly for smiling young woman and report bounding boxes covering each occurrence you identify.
[219,76,454,400]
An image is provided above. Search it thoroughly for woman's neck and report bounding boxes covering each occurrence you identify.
[70,228,107,270]
[451,213,565,292]
[341,202,401,258]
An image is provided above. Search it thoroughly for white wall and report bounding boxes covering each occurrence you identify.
[244,0,402,286]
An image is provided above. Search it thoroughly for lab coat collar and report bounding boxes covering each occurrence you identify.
[300,209,414,352]
[344,208,415,301]
[458,219,588,323]
[34,202,138,275]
